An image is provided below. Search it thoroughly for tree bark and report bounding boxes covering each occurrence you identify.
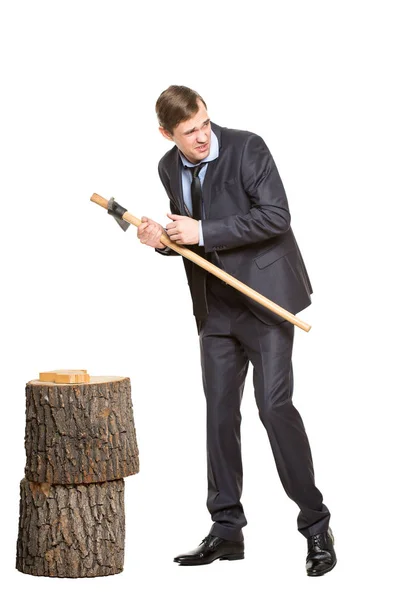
[24,376,139,484]
[16,478,125,577]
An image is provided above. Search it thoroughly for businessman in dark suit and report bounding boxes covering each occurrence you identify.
[137,85,336,576]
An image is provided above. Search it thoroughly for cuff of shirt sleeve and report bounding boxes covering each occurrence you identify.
[198,221,204,246]
[155,245,170,255]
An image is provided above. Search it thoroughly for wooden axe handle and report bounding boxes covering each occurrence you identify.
[90,193,311,332]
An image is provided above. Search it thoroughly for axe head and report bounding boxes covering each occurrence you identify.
[108,197,130,232]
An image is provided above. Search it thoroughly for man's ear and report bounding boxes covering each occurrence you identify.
[159,126,174,142]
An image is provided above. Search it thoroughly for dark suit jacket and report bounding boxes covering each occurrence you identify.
[156,122,313,325]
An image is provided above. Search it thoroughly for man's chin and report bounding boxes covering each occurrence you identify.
[194,145,210,161]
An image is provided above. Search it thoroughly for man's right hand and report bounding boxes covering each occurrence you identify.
[137,216,166,249]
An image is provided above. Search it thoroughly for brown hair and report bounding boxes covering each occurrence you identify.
[155,85,207,133]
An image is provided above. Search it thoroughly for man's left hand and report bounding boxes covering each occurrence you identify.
[166,213,199,245]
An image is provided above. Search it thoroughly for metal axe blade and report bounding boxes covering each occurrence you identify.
[108,197,130,232]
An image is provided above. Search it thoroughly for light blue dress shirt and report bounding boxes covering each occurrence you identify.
[178,130,219,246]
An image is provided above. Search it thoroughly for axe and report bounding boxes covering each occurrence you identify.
[90,193,311,332]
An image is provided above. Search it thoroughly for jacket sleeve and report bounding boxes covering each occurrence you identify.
[201,134,291,252]
[155,163,180,257]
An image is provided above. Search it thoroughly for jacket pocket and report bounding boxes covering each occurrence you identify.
[254,247,295,270]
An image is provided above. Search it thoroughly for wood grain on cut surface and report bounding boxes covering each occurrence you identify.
[30,376,125,386]
[16,478,125,578]
[24,377,139,484]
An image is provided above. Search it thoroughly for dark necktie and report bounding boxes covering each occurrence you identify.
[187,163,208,320]
[189,163,205,220]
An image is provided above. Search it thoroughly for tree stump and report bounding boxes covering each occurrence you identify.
[24,376,139,484]
[17,373,139,577]
[16,478,125,577]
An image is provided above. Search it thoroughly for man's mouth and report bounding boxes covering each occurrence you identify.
[196,143,209,152]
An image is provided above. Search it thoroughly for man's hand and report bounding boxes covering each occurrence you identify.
[166,213,199,245]
[137,217,166,249]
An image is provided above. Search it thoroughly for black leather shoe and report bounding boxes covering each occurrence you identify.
[306,528,337,576]
[174,534,244,566]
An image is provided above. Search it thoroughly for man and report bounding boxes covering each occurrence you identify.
[137,85,336,576]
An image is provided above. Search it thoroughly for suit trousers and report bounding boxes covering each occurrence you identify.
[198,274,330,542]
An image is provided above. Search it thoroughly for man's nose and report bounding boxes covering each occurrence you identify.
[196,129,208,143]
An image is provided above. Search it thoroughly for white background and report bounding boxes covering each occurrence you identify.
[1,0,411,597]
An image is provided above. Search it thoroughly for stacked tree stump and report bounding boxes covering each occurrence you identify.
[16,373,139,578]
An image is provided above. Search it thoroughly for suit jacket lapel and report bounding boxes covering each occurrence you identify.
[203,123,223,219]
[202,159,217,219]
[169,150,184,214]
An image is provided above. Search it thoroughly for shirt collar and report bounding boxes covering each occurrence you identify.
[178,129,219,168]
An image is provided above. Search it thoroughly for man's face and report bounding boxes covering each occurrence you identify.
[160,100,211,164]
